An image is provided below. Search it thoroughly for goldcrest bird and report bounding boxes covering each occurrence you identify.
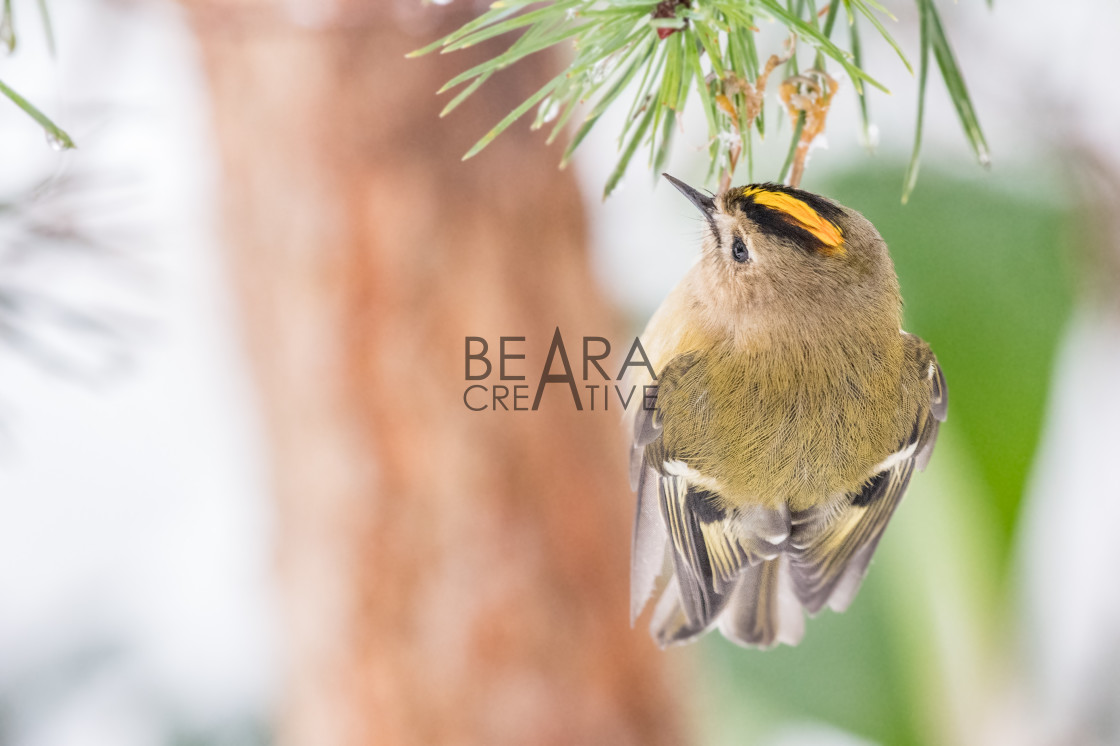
[628,175,947,649]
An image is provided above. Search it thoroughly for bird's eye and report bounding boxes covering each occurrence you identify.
[731,236,750,263]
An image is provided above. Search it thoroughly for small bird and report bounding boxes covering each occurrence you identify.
[628,175,947,649]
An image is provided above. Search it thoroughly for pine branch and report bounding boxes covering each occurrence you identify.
[411,0,989,199]
[0,0,75,152]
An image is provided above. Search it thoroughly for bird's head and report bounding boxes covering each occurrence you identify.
[662,173,900,340]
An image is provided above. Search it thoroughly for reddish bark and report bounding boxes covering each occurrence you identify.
[182,2,684,744]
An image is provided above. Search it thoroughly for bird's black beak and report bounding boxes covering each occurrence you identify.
[662,173,715,216]
[663,173,719,238]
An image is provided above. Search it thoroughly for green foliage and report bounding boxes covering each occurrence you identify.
[0,0,74,151]
[412,0,988,198]
[839,168,1074,558]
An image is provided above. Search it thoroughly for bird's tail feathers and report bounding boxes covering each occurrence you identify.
[649,555,806,649]
[649,576,717,648]
[717,555,805,649]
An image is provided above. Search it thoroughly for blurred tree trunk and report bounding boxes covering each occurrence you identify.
[182,2,682,745]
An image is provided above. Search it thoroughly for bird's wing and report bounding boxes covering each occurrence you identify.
[628,354,681,625]
[656,473,727,633]
[630,353,791,642]
[649,472,800,647]
[629,353,699,625]
[789,339,947,614]
[630,459,666,624]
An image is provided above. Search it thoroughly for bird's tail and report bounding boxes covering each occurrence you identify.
[717,555,805,649]
[650,554,805,649]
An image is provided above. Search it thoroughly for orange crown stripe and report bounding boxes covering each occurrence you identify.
[743,189,844,250]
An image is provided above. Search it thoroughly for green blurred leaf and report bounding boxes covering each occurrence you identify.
[832,168,1075,555]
